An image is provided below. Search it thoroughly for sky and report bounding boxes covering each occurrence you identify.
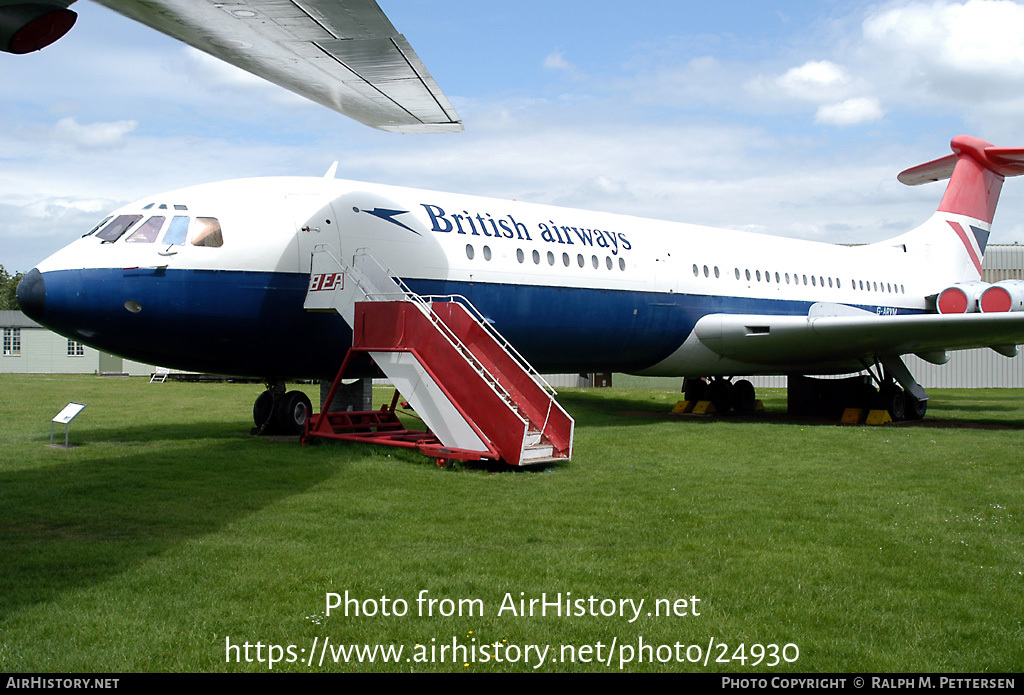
[4,0,1024,272]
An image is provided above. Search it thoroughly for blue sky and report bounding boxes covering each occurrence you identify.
[4,0,1024,271]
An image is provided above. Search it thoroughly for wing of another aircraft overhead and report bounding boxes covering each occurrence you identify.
[93,0,463,132]
[694,308,1024,368]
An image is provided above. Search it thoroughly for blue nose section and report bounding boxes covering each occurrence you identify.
[16,268,45,321]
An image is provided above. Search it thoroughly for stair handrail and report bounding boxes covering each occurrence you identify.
[419,294,558,398]
[348,248,524,417]
[311,245,571,456]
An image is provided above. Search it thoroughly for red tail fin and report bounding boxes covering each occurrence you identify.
[898,135,1024,224]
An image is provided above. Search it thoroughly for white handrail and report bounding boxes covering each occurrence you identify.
[349,249,520,413]
[319,245,570,445]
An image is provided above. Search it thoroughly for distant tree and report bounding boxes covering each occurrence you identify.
[0,265,25,311]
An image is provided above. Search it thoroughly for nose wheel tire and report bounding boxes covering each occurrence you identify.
[277,391,312,436]
[253,389,312,435]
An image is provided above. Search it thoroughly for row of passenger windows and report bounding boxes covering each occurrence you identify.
[87,214,224,248]
[466,244,628,271]
[692,264,906,295]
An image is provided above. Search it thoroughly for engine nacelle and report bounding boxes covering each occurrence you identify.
[979,279,1024,313]
[936,281,989,314]
[0,3,76,54]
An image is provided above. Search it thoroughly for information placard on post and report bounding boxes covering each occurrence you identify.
[50,402,87,448]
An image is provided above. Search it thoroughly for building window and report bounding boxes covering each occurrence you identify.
[68,339,85,357]
[3,328,20,356]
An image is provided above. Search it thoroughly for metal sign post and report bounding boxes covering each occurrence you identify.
[49,402,87,449]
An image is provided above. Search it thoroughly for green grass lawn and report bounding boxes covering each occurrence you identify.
[0,375,1021,672]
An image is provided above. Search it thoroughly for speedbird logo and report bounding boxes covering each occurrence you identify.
[354,207,421,235]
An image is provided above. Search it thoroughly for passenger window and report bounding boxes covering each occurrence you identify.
[126,216,165,244]
[163,216,190,246]
[533,250,541,264]
[466,244,475,260]
[96,215,142,242]
[192,217,223,247]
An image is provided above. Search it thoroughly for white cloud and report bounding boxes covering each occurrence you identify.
[815,97,885,126]
[863,0,1024,98]
[53,117,138,149]
[777,60,851,100]
[544,49,576,73]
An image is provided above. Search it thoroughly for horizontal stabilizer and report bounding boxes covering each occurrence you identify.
[899,137,1024,186]
[897,154,958,186]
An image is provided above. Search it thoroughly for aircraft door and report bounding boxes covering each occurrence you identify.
[291,195,344,274]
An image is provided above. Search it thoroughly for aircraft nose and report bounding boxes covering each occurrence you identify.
[16,268,45,321]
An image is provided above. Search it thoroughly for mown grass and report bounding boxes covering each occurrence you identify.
[0,375,1021,673]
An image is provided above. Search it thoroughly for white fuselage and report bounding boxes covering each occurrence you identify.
[24,175,978,379]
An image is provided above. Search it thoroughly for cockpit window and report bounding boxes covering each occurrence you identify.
[84,216,113,237]
[191,217,223,248]
[96,215,142,242]
[162,216,190,246]
[125,216,165,244]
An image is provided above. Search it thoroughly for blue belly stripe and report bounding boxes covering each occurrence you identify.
[37,268,902,378]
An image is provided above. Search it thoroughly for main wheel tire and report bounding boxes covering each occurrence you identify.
[732,379,756,413]
[276,391,312,436]
[253,390,275,430]
[904,390,928,420]
[708,379,733,413]
[683,378,707,403]
[879,385,906,421]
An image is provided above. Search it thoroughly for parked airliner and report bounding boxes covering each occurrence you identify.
[9,0,1024,435]
[15,132,1024,431]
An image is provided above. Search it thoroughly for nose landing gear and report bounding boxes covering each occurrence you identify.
[253,381,312,436]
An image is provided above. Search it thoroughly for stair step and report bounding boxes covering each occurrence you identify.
[521,444,554,460]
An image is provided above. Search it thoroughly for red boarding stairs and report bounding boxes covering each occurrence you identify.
[301,247,574,467]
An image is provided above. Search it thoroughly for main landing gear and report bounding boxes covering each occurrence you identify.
[683,376,758,414]
[253,381,312,436]
[863,357,928,422]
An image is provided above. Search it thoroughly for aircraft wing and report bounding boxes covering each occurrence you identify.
[694,309,1024,367]
[92,0,463,133]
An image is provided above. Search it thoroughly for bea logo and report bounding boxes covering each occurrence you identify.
[309,273,344,292]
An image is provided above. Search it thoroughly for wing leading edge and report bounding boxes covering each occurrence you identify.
[93,0,463,133]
